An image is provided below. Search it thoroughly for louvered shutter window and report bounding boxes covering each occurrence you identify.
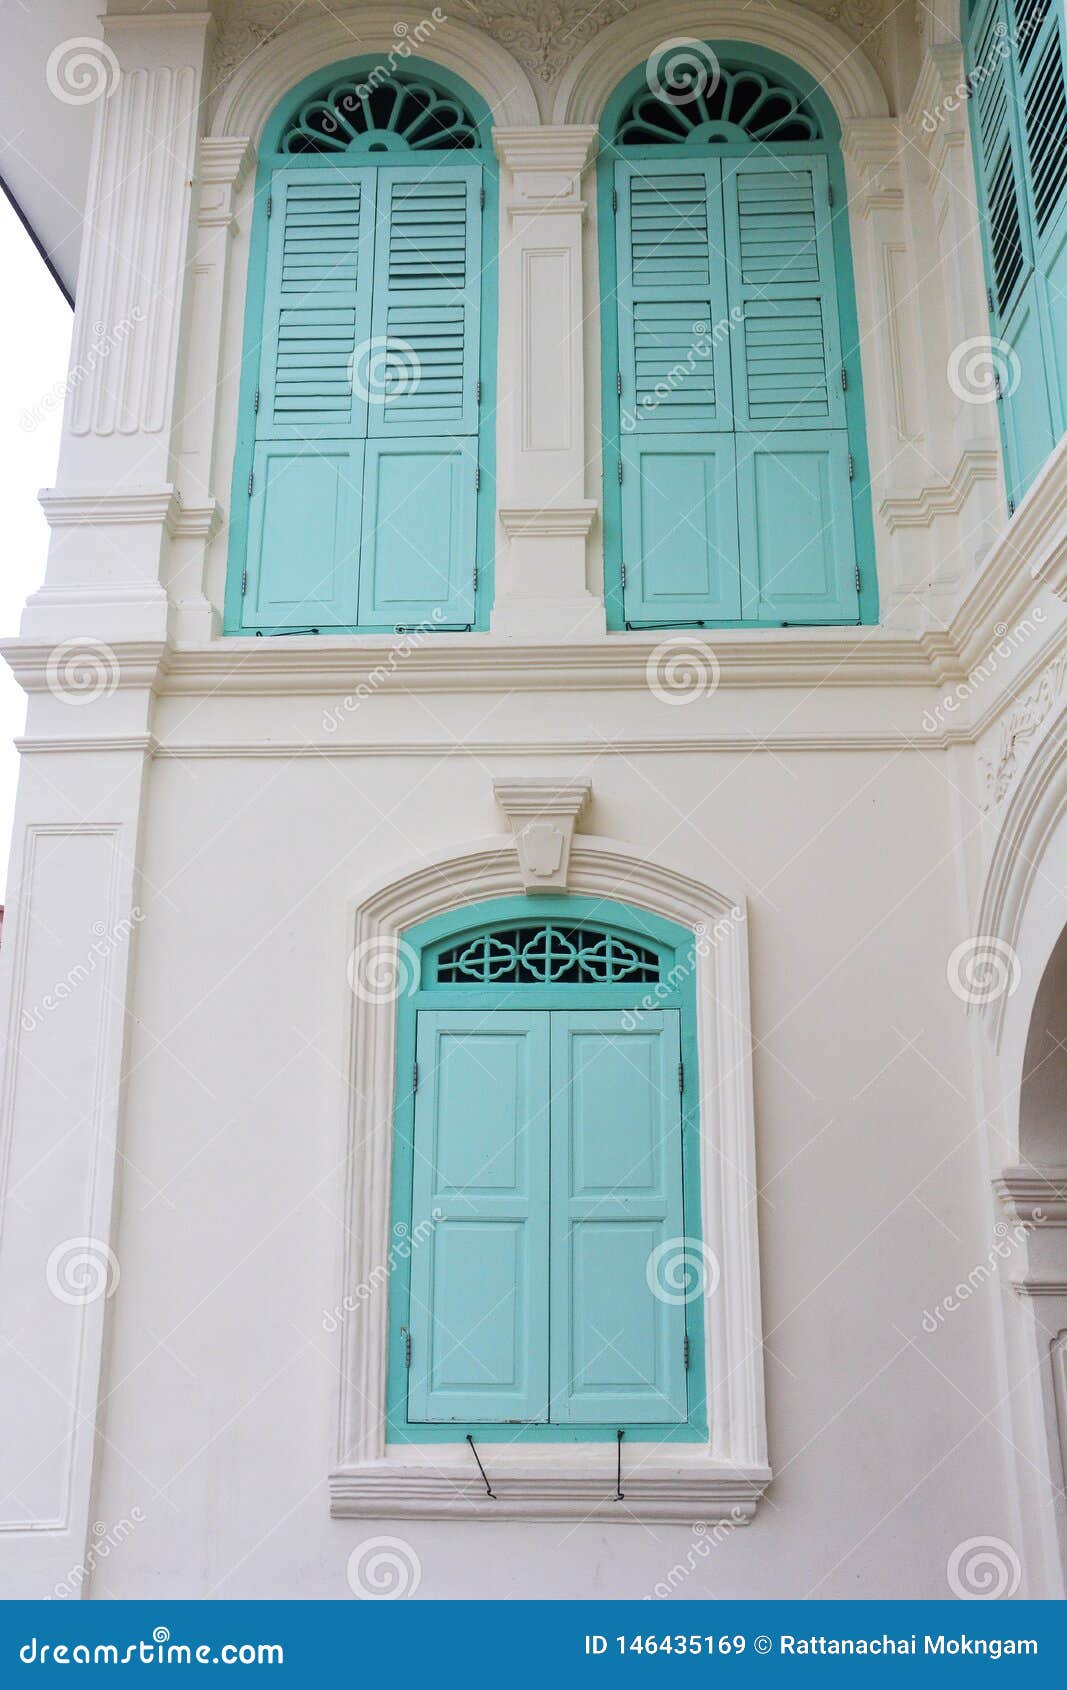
[241,160,482,631]
[967,0,1067,506]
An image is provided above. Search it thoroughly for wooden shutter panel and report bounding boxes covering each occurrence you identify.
[614,159,741,623]
[723,155,859,622]
[407,1012,550,1424]
[549,1012,688,1426]
[1017,0,1067,455]
[243,166,375,629]
[358,164,481,626]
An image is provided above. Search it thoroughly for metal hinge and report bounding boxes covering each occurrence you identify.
[840,366,848,391]
[247,468,254,496]
[1008,496,1016,516]
[987,286,995,314]
[620,562,627,588]
[617,370,622,397]
[963,73,974,99]
[475,466,481,491]
[402,1327,411,1368]
[476,379,482,404]
[828,182,834,206]
[412,1060,419,1093]
[678,1060,684,1093]
[266,192,272,218]
[480,185,486,210]
[472,564,478,592]
[848,452,854,481]
[253,387,260,414]
[683,1332,691,1370]
[854,563,861,593]
[995,371,1003,400]
[241,569,248,596]
[612,187,618,213]
[617,459,623,485]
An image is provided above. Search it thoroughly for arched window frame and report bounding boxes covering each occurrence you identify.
[597,40,878,630]
[385,894,708,1445]
[224,55,498,636]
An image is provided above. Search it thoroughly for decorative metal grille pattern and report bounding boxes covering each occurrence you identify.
[281,74,480,155]
[617,65,822,147]
[435,925,661,985]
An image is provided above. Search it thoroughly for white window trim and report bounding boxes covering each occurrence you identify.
[328,833,770,1523]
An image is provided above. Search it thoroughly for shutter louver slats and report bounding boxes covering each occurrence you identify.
[1022,29,1067,235]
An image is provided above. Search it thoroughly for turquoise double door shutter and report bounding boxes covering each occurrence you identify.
[615,154,859,625]
[967,0,1067,508]
[406,1009,689,1426]
[244,163,481,630]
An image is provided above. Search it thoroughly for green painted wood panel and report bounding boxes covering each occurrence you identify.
[243,440,363,629]
[356,438,477,626]
[737,431,858,621]
[621,434,741,623]
[407,1011,551,1424]
[548,1011,688,1426]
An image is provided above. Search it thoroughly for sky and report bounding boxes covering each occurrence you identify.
[0,193,73,898]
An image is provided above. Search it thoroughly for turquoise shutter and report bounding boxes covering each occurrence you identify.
[549,1011,688,1425]
[243,166,375,629]
[723,155,859,622]
[1015,0,1067,468]
[407,1011,550,1424]
[614,159,742,624]
[357,165,482,627]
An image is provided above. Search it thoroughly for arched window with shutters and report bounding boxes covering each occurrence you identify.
[226,59,495,635]
[599,44,876,630]
[964,0,1067,512]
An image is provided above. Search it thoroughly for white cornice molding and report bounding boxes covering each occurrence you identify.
[329,1461,771,1524]
[493,127,597,174]
[995,1168,1067,1226]
[880,450,1000,531]
[904,44,969,154]
[1011,1279,1067,1297]
[39,489,182,531]
[552,0,889,126]
[494,777,592,890]
[145,732,968,757]
[498,503,598,538]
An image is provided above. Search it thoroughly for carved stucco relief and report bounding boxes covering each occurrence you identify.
[980,656,1067,812]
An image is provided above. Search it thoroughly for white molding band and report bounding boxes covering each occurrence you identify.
[329,835,769,1523]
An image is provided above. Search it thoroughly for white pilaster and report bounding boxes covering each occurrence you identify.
[492,127,605,640]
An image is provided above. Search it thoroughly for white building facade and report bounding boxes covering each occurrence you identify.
[0,0,1066,1601]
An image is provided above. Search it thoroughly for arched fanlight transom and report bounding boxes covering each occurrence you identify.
[431,923,662,986]
[616,61,822,147]
[280,72,480,155]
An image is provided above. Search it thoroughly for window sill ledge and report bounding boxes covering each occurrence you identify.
[328,1458,772,1524]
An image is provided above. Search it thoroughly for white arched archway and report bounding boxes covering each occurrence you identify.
[210,3,540,141]
[328,833,770,1523]
[551,0,890,127]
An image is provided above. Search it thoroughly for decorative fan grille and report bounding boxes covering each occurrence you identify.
[281,73,480,155]
[616,64,822,146]
[434,924,661,985]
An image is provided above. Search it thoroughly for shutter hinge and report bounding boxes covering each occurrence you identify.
[987,286,995,314]
[402,1327,411,1368]
[266,191,272,218]
[963,73,974,99]
[848,452,854,481]
[473,563,478,592]
[247,468,254,496]
[616,370,622,397]
[480,185,486,210]
[617,459,623,484]
[684,1332,691,1370]
[475,466,481,491]
[994,371,1003,400]
[412,1060,419,1093]
[253,386,260,415]
[840,366,848,391]
[612,187,618,213]
[854,563,861,593]
[1008,496,1016,516]
[620,562,627,588]
[828,182,834,206]
[678,1059,684,1093]
[476,378,482,404]
[241,569,248,597]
